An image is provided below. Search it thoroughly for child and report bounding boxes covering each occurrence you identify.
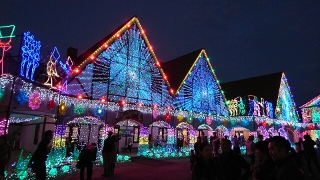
[190,150,196,171]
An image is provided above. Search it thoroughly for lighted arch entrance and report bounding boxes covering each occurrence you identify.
[66,116,107,149]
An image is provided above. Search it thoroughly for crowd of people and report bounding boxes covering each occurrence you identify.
[191,133,320,180]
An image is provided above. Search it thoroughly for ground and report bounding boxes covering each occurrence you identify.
[57,157,191,180]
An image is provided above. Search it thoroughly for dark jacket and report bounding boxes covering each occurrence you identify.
[102,137,115,153]
[78,146,97,166]
[192,157,217,180]
[217,150,251,180]
[29,138,51,164]
[269,156,303,180]
[255,157,275,180]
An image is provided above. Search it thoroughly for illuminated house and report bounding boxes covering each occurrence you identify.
[300,95,320,139]
[220,72,301,142]
[161,49,229,140]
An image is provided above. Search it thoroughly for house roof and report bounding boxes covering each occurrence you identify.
[220,72,283,105]
[73,16,137,67]
[300,95,320,108]
[161,49,203,92]
[68,15,172,91]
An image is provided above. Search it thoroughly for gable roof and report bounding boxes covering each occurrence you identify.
[161,49,203,92]
[300,95,320,108]
[220,72,283,106]
[68,15,171,90]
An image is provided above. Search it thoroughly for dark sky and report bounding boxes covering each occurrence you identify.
[1,1,319,107]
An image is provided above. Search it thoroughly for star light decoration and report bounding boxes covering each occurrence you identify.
[28,91,42,110]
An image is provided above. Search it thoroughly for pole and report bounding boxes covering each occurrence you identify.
[4,34,23,134]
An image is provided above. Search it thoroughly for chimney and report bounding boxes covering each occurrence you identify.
[66,47,78,61]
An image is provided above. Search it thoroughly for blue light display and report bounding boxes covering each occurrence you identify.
[51,47,70,75]
[68,23,172,106]
[173,53,229,116]
[276,74,299,122]
[21,31,41,81]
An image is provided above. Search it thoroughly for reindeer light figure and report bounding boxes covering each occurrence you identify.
[20,31,41,81]
[0,25,15,75]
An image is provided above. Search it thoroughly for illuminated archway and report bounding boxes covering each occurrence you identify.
[230,126,251,141]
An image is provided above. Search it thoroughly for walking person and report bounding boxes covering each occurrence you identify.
[110,135,120,174]
[246,135,256,166]
[148,134,154,150]
[127,138,133,153]
[0,135,11,180]
[28,130,53,180]
[303,134,320,177]
[78,143,97,180]
[102,131,115,177]
[189,150,196,171]
[210,132,220,158]
[217,138,251,180]
[192,142,218,180]
[233,135,241,154]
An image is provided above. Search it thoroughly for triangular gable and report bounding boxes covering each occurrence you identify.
[67,16,172,106]
[300,95,320,108]
[162,49,202,92]
[171,49,229,116]
[275,73,299,122]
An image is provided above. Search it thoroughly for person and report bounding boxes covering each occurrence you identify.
[194,136,201,156]
[303,134,320,177]
[217,138,251,180]
[268,136,303,180]
[210,132,220,158]
[192,143,218,180]
[258,134,264,142]
[148,134,154,150]
[78,143,97,180]
[252,141,274,180]
[126,138,133,152]
[0,135,11,180]
[296,137,305,158]
[28,130,53,180]
[189,149,196,171]
[316,138,320,147]
[246,135,255,166]
[66,137,72,157]
[233,135,241,154]
[200,131,206,143]
[102,131,115,177]
[110,135,119,174]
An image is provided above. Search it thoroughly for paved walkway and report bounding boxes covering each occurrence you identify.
[57,157,190,180]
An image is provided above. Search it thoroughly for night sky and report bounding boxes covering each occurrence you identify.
[1,1,319,108]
